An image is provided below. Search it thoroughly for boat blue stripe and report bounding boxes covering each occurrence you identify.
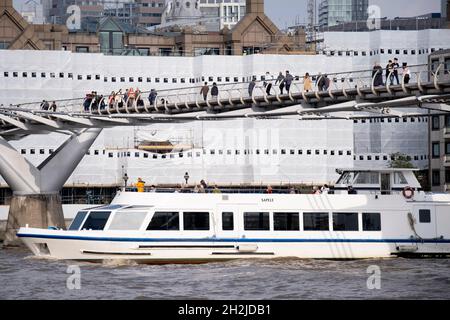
[16,233,450,244]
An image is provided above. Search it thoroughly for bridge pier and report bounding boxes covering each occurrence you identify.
[4,193,65,246]
[0,128,102,246]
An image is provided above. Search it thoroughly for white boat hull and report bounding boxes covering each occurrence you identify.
[18,228,450,263]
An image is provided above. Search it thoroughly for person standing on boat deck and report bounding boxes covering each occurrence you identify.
[211,83,219,100]
[321,184,330,194]
[136,178,145,193]
[266,185,273,194]
[200,82,209,101]
[150,185,157,193]
[193,185,200,193]
[392,58,400,85]
[284,71,294,93]
[289,187,296,194]
[312,186,321,194]
[347,186,358,195]
[248,79,256,97]
[303,73,312,92]
[276,72,285,94]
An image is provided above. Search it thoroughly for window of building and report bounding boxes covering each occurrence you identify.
[333,213,358,231]
[362,213,381,231]
[81,211,111,230]
[432,142,440,159]
[183,212,210,231]
[432,170,441,186]
[244,212,270,231]
[274,213,300,231]
[419,210,431,223]
[432,115,440,130]
[303,212,329,231]
[222,212,234,231]
[75,46,89,53]
[147,212,179,230]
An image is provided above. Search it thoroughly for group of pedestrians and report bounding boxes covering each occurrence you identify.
[40,100,57,112]
[372,59,411,86]
[83,91,105,111]
[257,70,295,96]
[200,82,219,101]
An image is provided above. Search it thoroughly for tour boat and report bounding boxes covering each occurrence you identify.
[17,168,450,263]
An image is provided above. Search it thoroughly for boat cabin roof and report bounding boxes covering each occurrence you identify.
[335,167,421,190]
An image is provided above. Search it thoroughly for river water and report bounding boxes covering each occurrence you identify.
[0,248,449,300]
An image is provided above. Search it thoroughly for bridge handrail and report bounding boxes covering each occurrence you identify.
[5,63,429,111]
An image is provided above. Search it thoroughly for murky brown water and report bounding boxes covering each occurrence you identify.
[0,248,449,300]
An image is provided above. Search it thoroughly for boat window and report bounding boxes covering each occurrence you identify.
[81,211,111,230]
[419,210,431,223]
[147,212,179,231]
[108,211,148,230]
[362,213,381,231]
[222,212,234,231]
[274,213,300,231]
[303,213,329,231]
[183,212,210,231]
[69,211,88,231]
[332,213,359,231]
[244,212,270,231]
[354,172,379,184]
[393,172,408,184]
[336,172,352,185]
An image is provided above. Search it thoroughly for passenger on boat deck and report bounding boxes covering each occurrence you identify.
[266,185,273,194]
[150,185,157,193]
[321,184,330,194]
[200,179,208,190]
[136,178,146,193]
[212,185,222,194]
[198,185,206,193]
[289,187,296,194]
[312,186,322,195]
[193,185,200,193]
[347,186,358,195]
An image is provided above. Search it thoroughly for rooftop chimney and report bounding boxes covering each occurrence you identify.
[247,0,265,14]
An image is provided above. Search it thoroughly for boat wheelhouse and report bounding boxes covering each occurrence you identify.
[17,168,450,263]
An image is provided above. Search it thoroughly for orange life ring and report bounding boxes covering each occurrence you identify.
[402,187,414,199]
